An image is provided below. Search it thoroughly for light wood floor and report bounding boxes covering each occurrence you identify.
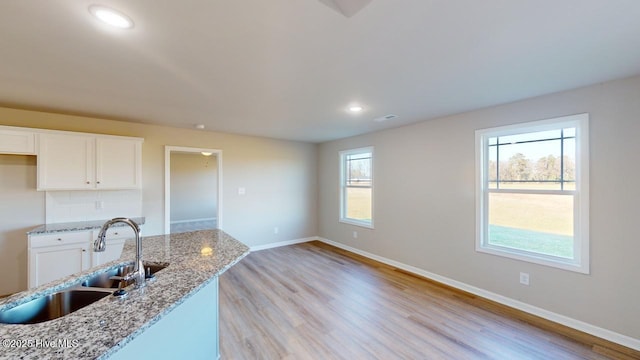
[219,241,639,360]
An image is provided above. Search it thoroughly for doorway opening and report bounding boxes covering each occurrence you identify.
[164,146,222,234]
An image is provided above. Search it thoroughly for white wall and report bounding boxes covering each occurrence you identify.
[0,107,318,248]
[0,155,44,295]
[318,75,640,341]
[170,152,217,222]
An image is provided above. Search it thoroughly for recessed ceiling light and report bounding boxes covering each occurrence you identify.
[195,124,205,129]
[89,5,134,29]
[201,152,213,156]
[348,105,363,113]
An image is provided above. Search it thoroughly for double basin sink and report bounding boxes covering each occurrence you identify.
[0,263,167,325]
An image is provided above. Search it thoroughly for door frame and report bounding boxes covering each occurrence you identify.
[164,146,223,234]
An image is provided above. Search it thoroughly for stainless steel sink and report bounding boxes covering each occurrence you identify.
[0,290,110,324]
[81,263,167,289]
[0,262,168,324]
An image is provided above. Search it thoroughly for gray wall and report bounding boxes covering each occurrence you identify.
[0,155,44,295]
[170,152,218,222]
[318,75,640,340]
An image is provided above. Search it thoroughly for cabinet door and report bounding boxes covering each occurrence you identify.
[37,133,95,190]
[0,128,35,154]
[96,137,142,189]
[29,243,90,288]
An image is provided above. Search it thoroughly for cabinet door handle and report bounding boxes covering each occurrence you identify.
[97,181,101,184]
[86,181,90,184]
[57,238,62,241]
[82,249,86,252]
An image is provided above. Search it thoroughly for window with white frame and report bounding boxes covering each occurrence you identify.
[475,114,589,273]
[340,147,373,228]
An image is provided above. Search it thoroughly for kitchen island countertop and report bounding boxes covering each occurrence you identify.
[0,229,249,359]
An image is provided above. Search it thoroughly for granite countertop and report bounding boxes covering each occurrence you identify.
[0,229,250,359]
[27,217,146,235]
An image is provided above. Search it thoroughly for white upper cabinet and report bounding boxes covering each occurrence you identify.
[38,133,143,191]
[38,133,95,190]
[0,126,36,155]
[96,137,143,190]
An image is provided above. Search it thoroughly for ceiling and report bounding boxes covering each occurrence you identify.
[2,1,640,143]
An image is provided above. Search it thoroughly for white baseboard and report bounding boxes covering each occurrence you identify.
[317,237,640,352]
[250,237,317,252]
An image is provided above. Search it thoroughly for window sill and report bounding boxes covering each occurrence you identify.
[339,218,374,229]
[476,245,589,274]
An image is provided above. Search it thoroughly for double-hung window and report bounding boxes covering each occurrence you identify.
[340,147,373,228]
[476,114,589,273]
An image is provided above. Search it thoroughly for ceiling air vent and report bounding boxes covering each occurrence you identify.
[374,114,398,122]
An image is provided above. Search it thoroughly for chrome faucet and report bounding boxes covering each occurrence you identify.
[94,217,145,289]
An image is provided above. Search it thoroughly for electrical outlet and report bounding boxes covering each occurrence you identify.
[238,187,246,195]
[274,227,279,235]
[353,231,358,239]
[519,272,530,285]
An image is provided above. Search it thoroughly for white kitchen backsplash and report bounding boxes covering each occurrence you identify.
[45,190,142,224]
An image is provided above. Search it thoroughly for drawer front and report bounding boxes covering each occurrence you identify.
[29,231,91,248]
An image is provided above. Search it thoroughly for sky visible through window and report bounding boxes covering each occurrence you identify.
[488,128,576,189]
[490,129,575,161]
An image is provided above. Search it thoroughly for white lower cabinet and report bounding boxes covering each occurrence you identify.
[28,232,91,288]
[28,227,136,288]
